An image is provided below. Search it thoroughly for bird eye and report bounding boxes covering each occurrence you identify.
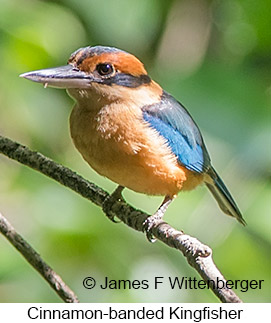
[96,63,114,76]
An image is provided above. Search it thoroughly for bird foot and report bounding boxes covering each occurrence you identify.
[143,195,174,243]
[143,214,163,243]
[103,186,124,223]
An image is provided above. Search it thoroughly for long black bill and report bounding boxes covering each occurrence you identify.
[20,65,93,89]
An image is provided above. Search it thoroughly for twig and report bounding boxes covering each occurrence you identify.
[0,135,242,303]
[0,212,79,303]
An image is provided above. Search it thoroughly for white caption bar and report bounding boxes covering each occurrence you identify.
[0,303,269,322]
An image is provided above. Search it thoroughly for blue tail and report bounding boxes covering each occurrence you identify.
[206,167,246,225]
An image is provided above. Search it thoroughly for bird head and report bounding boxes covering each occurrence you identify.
[20,46,161,105]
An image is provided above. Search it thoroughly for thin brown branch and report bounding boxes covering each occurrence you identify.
[0,135,242,303]
[0,212,79,303]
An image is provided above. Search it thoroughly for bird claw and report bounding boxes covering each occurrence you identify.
[102,186,124,223]
[103,198,119,223]
[143,196,174,243]
[108,213,120,223]
[143,215,161,243]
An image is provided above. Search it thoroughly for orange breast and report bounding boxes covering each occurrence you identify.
[69,96,204,197]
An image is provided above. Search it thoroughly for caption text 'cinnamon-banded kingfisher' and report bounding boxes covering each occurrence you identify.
[20,45,246,240]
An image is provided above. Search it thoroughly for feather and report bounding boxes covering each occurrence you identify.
[142,91,210,173]
[206,167,246,225]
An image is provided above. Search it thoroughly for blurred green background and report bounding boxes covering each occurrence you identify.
[0,0,270,302]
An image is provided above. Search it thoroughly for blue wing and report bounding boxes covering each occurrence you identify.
[142,91,210,173]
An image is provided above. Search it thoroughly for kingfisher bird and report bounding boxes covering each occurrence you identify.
[20,45,245,238]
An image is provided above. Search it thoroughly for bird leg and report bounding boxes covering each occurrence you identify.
[111,185,125,200]
[103,185,124,223]
[143,195,176,242]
